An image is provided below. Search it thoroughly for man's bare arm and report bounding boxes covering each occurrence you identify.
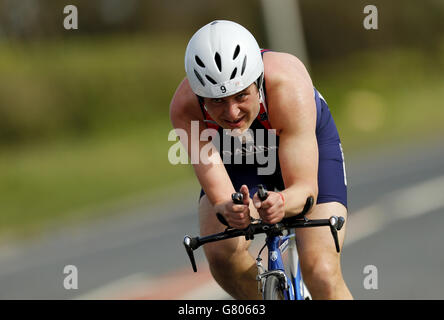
[264,52,319,217]
[169,78,236,206]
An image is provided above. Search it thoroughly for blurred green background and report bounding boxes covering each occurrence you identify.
[0,0,443,241]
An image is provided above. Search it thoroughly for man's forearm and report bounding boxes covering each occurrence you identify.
[280,183,318,218]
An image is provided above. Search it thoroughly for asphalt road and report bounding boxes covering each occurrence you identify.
[0,136,443,299]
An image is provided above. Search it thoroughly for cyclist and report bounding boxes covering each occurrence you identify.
[169,20,353,300]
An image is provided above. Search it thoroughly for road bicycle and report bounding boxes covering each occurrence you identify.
[183,184,345,300]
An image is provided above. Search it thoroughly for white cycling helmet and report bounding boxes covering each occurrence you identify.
[185,20,264,98]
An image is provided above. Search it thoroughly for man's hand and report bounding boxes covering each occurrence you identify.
[215,185,251,229]
[253,191,285,224]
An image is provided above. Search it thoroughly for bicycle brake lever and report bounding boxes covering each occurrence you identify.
[329,216,341,253]
[183,235,198,272]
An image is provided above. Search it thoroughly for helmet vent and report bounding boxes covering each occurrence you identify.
[241,55,247,76]
[194,69,205,86]
[195,55,206,68]
[233,45,240,60]
[214,52,222,72]
[205,75,217,85]
[230,68,237,80]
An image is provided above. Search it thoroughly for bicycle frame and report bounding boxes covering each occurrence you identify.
[261,228,306,300]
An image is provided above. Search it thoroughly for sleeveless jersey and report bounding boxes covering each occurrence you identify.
[197,49,347,208]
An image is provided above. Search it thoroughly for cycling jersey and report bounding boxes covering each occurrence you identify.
[198,50,347,209]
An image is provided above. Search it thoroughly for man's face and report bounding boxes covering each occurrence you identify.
[203,83,260,131]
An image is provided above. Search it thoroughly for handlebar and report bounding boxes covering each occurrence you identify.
[184,186,345,272]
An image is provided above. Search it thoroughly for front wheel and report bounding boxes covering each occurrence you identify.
[263,275,286,300]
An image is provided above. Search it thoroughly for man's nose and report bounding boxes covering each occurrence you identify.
[225,100,240,119]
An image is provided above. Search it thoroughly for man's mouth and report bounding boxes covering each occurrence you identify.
[225,115,245,127]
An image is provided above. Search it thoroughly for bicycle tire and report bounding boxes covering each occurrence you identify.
[263,275,286,300]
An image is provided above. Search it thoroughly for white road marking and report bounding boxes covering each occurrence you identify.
[390,175,444,219]
[346,204,386,245]
[347,174,444,244]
